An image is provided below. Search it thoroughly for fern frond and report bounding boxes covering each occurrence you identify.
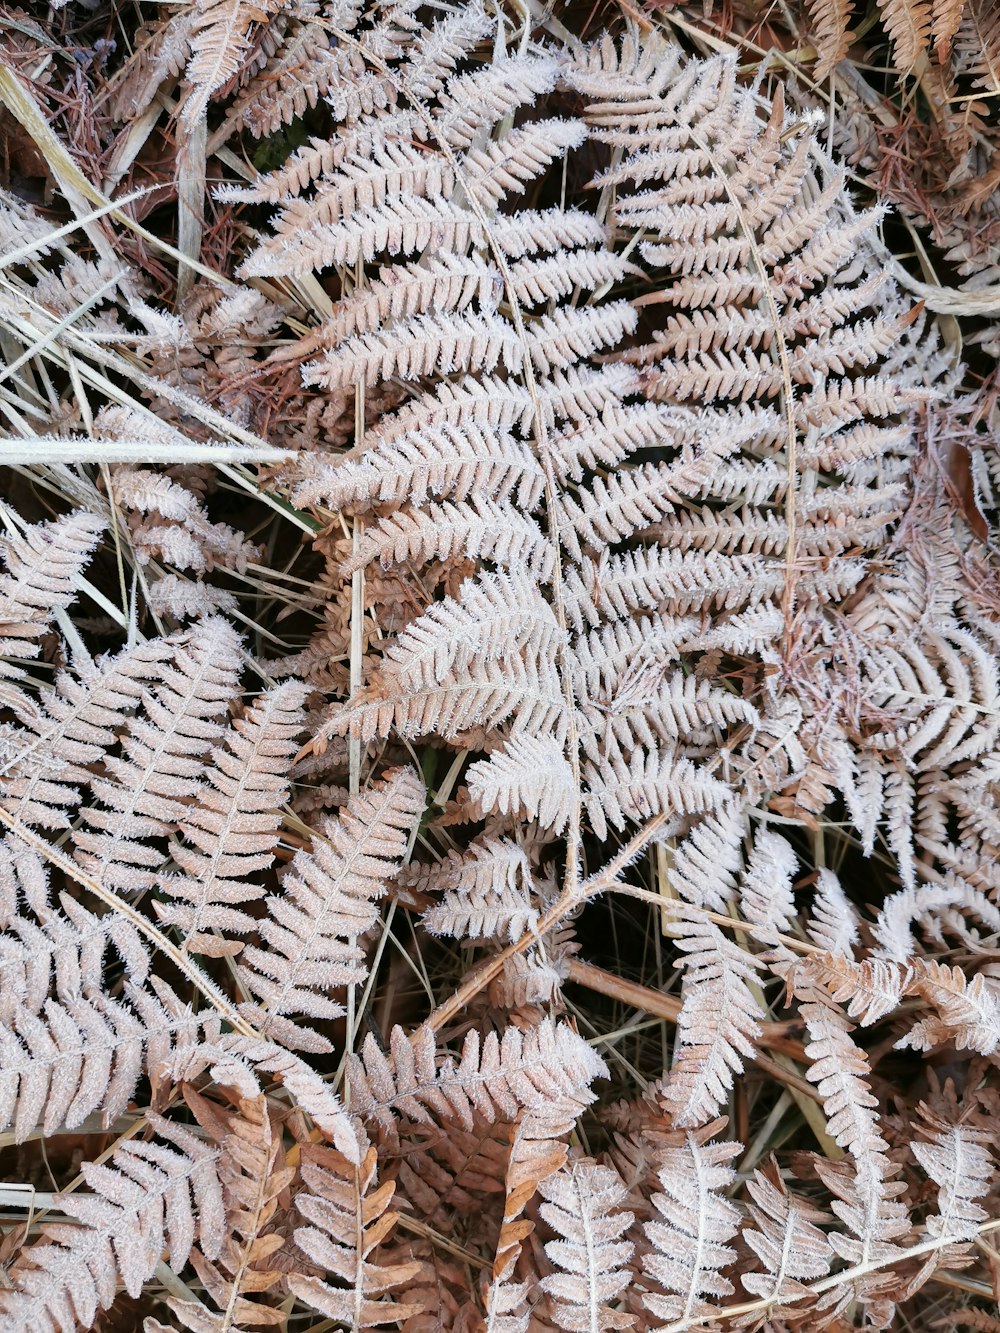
[911,1112,993,1242]
[466,734,576,833]
[526,303,638,377]
[512,248,634,311]
[878,0,934,69]
[883,757,918,895]
[811,1156,912,1324]
[661,907,763,1126]
[571,30,935,655]
[641,1120,741,1325]
[0,1114,223,1330]
[1,637,172,831]
[872,877,1000,961]
[305,309,524,390]
[399,1,491,99]
[237,767,424,1050]
[294,424,544,512]
[450,118,574,204]
[163,1031,365,1161]
[739,827,798,943]
[327,648,565,745]
[801,951,909,1025]
[241,195,480,278]
[668,802,746,913]
[955,0,1000,92]
[741,1162,832,1300]
[183,0,282,125]
[807,868,860,957]
[563,549,775,632]
[797,981,911,1286]
[0,511,104,680]
[0,840,148,1023]
[271,140,458,235]
[288,254,496,346]
[419,836,539,943]
[371,372,534,441]
[160,1090,294,1333]
[799,983,887,1172]
[582,671,757,761]
[806,0,854,79]
[215,107,420,202]
[495,1085,611,1288]
[155,680,309,956]
[572,616,687,700]
[347,1020,607,1136]
[488,208,609,260]
[537,1159,635,1331]
[111,467,258,575]
[432,51,562,148]
[392,1107,511,1245]
[105,11,196,119]
[493,926,578,1010]
[0,976,216,1143]
[72,618,244,893]
[344,498,554,579]
[934,1312,1000,1332]
[222,21,364,139]
[288,1142,423,1327]
[584,751,734,841]
[377,569,560,692]
[900,959,1000,1054]
[548,401,688,483]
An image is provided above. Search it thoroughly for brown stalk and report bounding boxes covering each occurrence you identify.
[565,959,818,1103]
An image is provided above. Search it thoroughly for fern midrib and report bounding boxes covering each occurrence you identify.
[574,1166,604,1333]
[320,17,586,897]
[677,114,801,633]
[682,1134,710,1323]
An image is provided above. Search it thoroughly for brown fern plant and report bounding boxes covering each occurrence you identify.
[0,2,998,1330]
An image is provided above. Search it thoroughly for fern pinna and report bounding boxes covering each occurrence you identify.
[0,1,998,1329]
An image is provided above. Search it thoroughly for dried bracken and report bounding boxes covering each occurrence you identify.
[0,0,998,1328]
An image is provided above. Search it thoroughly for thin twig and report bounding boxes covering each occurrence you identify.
[424,814,668,1032]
